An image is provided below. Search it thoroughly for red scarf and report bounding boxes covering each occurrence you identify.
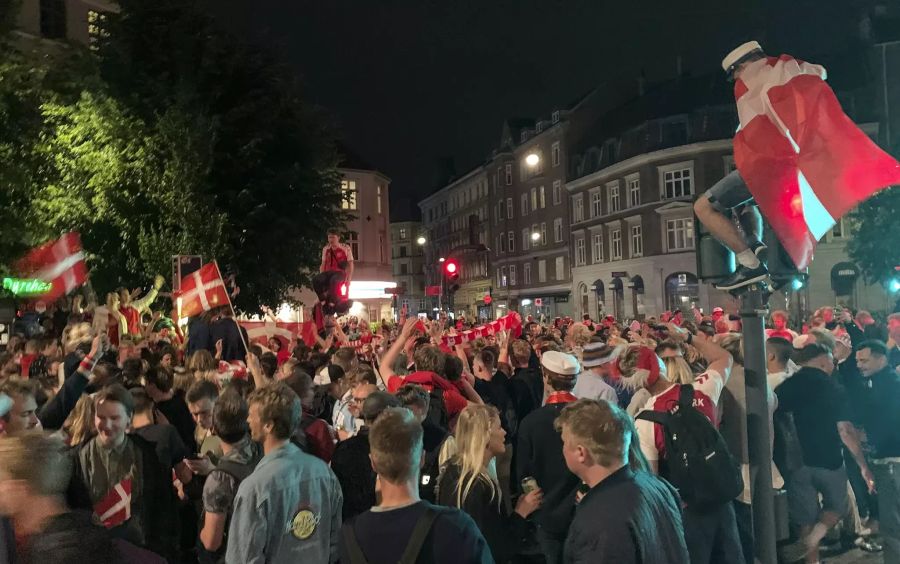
[546,391,578,405]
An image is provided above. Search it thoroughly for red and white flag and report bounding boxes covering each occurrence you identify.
[734,55,900,269]
[17,232,87,300]
[93,477,132,529]
[178,262,229,318]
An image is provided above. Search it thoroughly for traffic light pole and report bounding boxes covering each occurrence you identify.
[739,284,777,564]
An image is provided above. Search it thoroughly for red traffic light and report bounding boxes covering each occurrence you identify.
[445,260,458,275]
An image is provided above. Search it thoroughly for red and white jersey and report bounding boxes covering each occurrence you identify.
[321,243,354,272]
[635,369,726,462]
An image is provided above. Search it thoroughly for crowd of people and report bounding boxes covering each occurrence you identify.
[1,292,900,564]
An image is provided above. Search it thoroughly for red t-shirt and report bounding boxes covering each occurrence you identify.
[387,370,468,417]
[635,369,726,461]
[321,244,354,272]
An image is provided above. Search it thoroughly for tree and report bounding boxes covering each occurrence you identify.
[846,185,900,285]
[95,0,348,311]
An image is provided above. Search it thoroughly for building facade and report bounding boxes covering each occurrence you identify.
[16,0,116,46]
[389,221,426,318]
[418,167,492,321]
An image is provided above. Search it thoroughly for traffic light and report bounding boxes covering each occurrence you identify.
[323,275,351,315]
[444,259,460,294]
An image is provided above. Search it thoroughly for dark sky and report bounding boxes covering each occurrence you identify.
[206,0,858,221]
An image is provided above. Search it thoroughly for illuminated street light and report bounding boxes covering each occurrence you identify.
[438,257,446,262]
[531,232,541,242]
[525,153,540,167]
[416,236,427,245]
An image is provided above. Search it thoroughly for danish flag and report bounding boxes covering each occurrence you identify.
[93,477,133,529]
[178,262,229,318]
[17,232,87,300]
[733,55,900,269]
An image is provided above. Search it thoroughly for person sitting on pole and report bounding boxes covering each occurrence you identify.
[313,228,354,314]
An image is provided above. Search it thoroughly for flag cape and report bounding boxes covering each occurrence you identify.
[734,55,900,269]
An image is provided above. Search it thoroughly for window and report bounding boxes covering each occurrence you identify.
[399,228,407,239]
[531,188,538,211]
[400,263,409,275]
[87,10,108,50]
[506,198,513,219]
[508,231,515,252]
[40,0,67,39]
[592,233,604,263]
[661,165,693,199]
[399,246,408,258]
[505,164,513,185]
[522,228,530,251]
[493,204,498,225]
[555,256,566,280]
[552,111,560,124]
[575,239,586,266]
[521,194,529,216]
[536,122,543,133]
[832,218,846,239]
[520,130,529,143]
[341,180,358,210]
[551,142,561,167]
[377,185,383,214]
[590,191,602,218]
[607,182,620,213]
[538,260,547,283]
[509,265,517,285]
[501,266,508,287]
[523,263,532,285]
[539,186,546,208]
[540,222,547,246]
[345,231,359,259]
[553,218,563,242]
[573,194,584,222]
[630,225,643,257]
[666,218,695,251]
[610,229,622,260]
[498,200,504,221]
[553,180,562,205]
[498,234,505,253]
[627,176,641,208]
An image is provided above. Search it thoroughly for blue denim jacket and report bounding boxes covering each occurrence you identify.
[226,442,343,564]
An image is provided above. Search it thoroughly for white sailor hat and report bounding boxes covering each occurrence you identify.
[722,41,763,72]
[541,351,581,376]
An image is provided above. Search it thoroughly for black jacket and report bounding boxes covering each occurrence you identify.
[38,360,90,431]
[67,434,177,560]
[437,460,529,564]
[516,403,581,537]
[857,366,900,459]
[331,429,376,520]
[564,467,689,564]
[209,318,247,362]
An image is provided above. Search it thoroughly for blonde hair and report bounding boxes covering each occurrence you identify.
[0,432,71,496]
[664,356,695,385]
[567,322,593,348]
[451,404,501,510]
[718,333,744,365]
[62,394,96,446]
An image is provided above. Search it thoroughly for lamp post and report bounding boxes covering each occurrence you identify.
[525,153,540,167]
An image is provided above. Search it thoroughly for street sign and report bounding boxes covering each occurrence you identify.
[611,271,627,278]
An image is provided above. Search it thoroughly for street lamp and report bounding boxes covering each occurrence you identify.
[438,257,446,262]
[525,153,540,167]
[416,236,427,246]
[531,232,541,242]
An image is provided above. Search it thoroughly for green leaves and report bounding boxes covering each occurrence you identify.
[846,185,900,285]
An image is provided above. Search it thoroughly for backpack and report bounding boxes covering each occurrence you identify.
[343,506,439,564]
[291,413,320,454]
[425,388,449,431]
[419,435,450,503]
[636,384,743,509]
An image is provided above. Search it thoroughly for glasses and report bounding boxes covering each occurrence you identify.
[350,396,368,404]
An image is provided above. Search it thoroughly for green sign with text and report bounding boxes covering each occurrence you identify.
[2,278,53,296]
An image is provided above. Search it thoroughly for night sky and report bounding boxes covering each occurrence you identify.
[206,0,859,221]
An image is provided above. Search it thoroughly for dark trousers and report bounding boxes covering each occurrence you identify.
[733,501,754,564]
[873,461,900,563]
[844,447,878,522]
[536,526,565,564]
[683,502,746,564]
[312,270,344,300]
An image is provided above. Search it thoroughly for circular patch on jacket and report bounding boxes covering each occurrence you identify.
[290,509,320,540]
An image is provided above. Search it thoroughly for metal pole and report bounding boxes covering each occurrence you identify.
[740,285,777,564]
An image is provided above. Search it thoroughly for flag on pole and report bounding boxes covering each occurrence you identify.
[16,232,87,300]
[93,477,133,529]
[178,262,229,318]
[733,55,900,269]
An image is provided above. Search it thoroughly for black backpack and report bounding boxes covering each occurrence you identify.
[425,388,449,431]
[636,384,743,509]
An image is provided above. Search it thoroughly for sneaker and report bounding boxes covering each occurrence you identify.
[715,264,770,291]
[855,536,883,553]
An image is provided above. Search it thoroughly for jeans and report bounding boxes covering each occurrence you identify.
[873,461,900,563]
[683,502,746,564]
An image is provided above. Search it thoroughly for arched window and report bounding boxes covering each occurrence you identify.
[629,275,645,320]
[591,279,606,318]
[665,272,699,312]
[578,283,589,318]
[610,278,624,320]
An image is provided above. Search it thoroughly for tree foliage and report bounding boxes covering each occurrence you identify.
[0,0,347,311]
[846,185,900,284]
